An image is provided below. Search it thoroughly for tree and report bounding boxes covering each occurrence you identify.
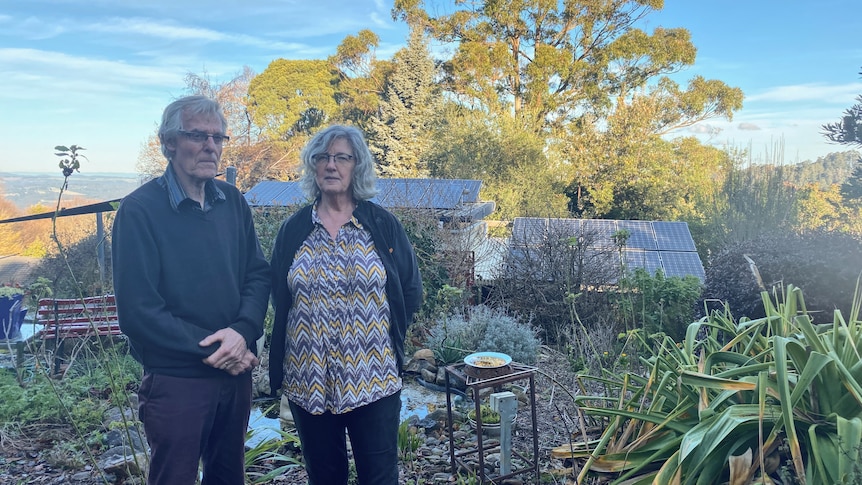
[425,101,569,220]
[823,66,862,205]
[368,28,439,177]
[0,195,23,256]
[329,30,394,131]
[393,0,741,134]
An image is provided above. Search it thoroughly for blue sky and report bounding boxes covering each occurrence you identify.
[1,0,860,174]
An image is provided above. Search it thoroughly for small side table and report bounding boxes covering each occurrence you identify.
[444,362,540,484]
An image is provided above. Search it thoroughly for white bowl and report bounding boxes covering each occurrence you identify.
[463,351,512,369]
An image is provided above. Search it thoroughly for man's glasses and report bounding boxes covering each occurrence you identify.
[312,153,354,166]
[179,130,230,145]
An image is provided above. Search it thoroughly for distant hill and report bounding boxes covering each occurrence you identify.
[0,172,141,211]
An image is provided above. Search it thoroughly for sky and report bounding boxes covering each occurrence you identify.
[1,0,860,175]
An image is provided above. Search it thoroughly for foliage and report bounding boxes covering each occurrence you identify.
[424,305,539,365]
[703,229,862,323]
[248,59,339,141]
[617,268,702,341]
[822,66,862,149]
[388,207,450,320]
[32,232,113,298]
[0,363,106,429]
[328,29,394,131]
[488,218,623,345]
[425,102,569,220]
[397,420,422,460]
[393,0,740,136]
[54,145,87,177]
[565,285,862,485]
[368,27,439,178]
[244,426,302,484]
[0,286,25,298]
[467,404,502,425]
[691,146,800,258]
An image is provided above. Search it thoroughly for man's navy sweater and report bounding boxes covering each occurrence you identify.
[112,178,270,378]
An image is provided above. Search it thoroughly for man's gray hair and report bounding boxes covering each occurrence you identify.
[158,95,227,161]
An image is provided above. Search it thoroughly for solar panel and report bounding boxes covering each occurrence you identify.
[623,249,663,275]
[580,219,618,248]
[547,218,580,239]
[511,217,548,246]
[618,220,657,250]
[244,181,307,206]
[506,218,705,282]
[653,221,697,251]
[659,251,705,280]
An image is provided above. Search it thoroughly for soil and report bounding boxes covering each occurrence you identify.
[0,347,590,484]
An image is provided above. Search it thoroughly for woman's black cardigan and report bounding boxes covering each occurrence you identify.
[268,200,424,397]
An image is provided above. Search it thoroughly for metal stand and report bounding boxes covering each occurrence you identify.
[444,362,540,484]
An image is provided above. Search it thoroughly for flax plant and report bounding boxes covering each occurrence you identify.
[558,284,862,485]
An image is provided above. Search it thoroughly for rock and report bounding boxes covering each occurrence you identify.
[413,348,436,364]
[101,451,147,479]
[421,368,437,383]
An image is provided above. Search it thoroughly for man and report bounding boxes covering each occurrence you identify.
[112,95,270,484]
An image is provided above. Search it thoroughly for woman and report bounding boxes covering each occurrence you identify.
[268,125,423,485]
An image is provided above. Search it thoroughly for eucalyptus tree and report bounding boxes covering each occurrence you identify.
[329,29,394,131]
[394,0,743,222]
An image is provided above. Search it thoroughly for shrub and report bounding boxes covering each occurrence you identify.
[617,268,702,341]
[703,229,862,322]
[425,305,540,364]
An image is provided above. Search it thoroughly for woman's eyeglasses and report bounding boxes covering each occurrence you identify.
[312,153,354,166]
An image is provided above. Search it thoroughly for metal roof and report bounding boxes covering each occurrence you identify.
[243,178,494,222]
[508,217,705,282]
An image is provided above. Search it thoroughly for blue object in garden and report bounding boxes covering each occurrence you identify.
[1,294,26,340]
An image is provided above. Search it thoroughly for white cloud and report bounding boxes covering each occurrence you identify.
[88,17,227,41]
[738,123,761,131]
[747,82,862,104]
[689,124,721,135]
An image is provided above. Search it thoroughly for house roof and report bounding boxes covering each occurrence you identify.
[0,256,40,287]
[244,178,496,222]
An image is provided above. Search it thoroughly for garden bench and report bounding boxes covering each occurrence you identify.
[36,295,121,341]
[34,295,122,374]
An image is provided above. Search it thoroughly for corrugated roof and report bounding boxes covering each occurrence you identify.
[244,178,494,222]
[508,217,705,282]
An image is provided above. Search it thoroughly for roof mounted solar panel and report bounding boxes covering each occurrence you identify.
[511,217,548,246]
[623,249,663,275]
[579,219,618,248]
[244,180,307,207]
[371,179,483,209]
[653,221,697,251]
[659,251,705,280]
[618,220,657,250]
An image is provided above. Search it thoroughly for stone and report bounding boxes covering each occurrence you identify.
[413,348,436,363]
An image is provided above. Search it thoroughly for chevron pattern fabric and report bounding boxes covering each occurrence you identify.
[282,215,401,415]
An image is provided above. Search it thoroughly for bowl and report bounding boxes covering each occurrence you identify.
[463,351,512,369]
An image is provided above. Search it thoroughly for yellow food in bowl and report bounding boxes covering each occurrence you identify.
[471,356,506,368]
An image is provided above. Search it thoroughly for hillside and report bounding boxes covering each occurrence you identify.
[0,172,140,211]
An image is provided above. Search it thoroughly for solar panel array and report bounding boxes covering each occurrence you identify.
[510,217,705,281]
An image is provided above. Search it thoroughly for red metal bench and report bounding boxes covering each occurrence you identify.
[36,295,121,340]
[35,295,122,374]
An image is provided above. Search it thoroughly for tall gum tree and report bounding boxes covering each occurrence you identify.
[393,0,741,134]
[394,0,743,221]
